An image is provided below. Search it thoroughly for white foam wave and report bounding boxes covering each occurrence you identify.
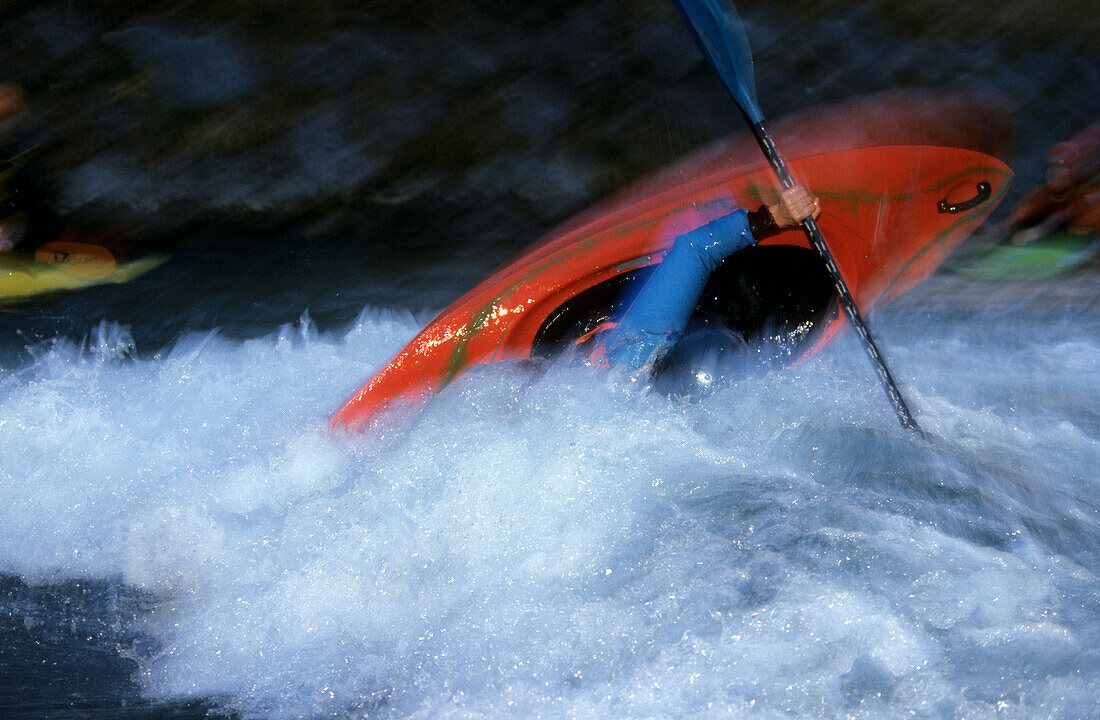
[0,307,1097,719]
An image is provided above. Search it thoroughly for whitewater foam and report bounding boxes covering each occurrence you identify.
[1,305,1097,719]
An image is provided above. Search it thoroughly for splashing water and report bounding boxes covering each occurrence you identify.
[1,293,1098,720]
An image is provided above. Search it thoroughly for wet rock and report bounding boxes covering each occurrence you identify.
[0,0,1096,250]
[104,22,258,110]
[284,30,392,93]
[26,7,96,60]
[464,153,596,221]
[499,78,576,145]
[279,107,376,196]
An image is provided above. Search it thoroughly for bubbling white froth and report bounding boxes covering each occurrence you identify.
[0,307,1098,719]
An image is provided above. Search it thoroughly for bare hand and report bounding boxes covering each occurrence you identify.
[768,185,821,228]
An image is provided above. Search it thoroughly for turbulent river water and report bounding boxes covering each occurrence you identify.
[2,0,1100,718]
[2,275,1099,719]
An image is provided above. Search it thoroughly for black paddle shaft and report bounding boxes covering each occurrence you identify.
[749,121,920,430]
[669,0,920,431]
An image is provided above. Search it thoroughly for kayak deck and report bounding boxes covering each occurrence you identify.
[333,142,1011,431]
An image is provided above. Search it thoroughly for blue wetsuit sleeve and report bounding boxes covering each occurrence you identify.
[602,208,757,370]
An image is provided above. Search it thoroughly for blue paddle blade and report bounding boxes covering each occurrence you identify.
[671,0,763,124]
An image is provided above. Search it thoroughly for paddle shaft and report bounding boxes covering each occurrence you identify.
[748,121,919,430]
[669,0,919,430]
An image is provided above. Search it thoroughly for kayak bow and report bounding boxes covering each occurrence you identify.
[333,92,1013,432]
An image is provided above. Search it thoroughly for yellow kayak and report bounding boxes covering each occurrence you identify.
[1,238,166,302]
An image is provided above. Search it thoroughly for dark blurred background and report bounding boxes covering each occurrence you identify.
[1,3,1099,718]
[0,0,1097,343]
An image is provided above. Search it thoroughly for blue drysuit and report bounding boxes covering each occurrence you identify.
[599,205,777,372]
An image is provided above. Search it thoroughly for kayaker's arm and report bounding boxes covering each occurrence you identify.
[599,185,819,371]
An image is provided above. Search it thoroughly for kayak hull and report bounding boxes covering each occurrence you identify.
[0,253,166,302]
[334,94,1013,431]
[0,226,166,302]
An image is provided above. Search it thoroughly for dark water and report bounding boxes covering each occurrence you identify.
[1,1,1099,718]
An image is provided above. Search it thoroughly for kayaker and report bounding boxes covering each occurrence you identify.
[592,185,820,388]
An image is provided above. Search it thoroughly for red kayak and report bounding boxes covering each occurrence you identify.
[333,91,1013,431]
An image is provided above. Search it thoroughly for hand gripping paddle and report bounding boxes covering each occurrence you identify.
[671,0,920,431]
